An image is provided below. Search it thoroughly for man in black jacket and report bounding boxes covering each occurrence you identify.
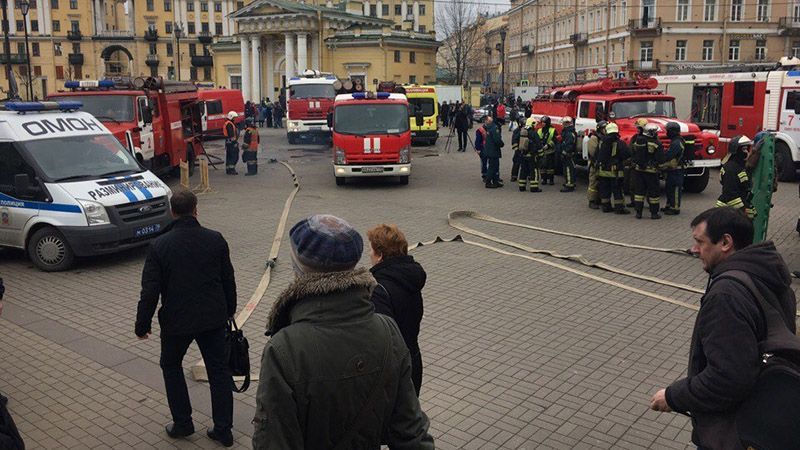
[650,207,797,449]
[136,190,237,447]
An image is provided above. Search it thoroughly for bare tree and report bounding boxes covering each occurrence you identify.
[437,0,485,86]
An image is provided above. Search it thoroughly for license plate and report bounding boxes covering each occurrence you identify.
[361,167,384,174]
[309,126,321,131]
[135,223,161,237]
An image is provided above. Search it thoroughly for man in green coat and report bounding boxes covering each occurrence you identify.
[482,116,505,188]
[253,215,434,450]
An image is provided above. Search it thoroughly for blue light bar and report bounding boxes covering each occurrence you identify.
[64,80,115,89]
[352,92,366,99]
[290,77,300,80]
[5,101,83,112]
[326,76,336,80]
[376,92,390,99]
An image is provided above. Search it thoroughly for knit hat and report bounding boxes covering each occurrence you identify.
[289,214,363,274]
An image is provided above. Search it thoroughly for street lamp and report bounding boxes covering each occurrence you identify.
[174,22,183,81]
[499,29,507,102]
[20,0,32,100]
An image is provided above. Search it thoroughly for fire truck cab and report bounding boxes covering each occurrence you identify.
[48,77,205,178]
[531,77,720,193]
[328,91,413,186]
[286,70,338,144]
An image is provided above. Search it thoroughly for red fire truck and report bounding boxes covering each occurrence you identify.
[655,58,800,181]
[531,77,720,193]
[197,88,244,137]
[286,70,339,144]
[328,89,415,186]
[48,77,205,177]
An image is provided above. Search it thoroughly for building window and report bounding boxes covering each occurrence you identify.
[164,0,171,12]
[640,41,653,61]
[394,50,401,62]
[794,41,800,57]
[203,67,212,81]
[70,20,78,32]
[187,22,195,34]
[187,1,194,11]
[50,0,58,8]
[704,0,716,20]
[33,66,41,77]
[72,42,79,53]
[31,20,38,32]
[215,2,222,12]
[757,0,768,21]
[370,4,376,16]
[74,65,81,78]
[190,67,197,80]
[755,39,766,60]
[382,4,388,15]
[419,25,426,33]
[395,4,401,15]
[409,75,416,84]
[16,43,23,54]
[54,42,62,56]
[409,51,416,63]
[215,22,222,35]
[52,20,59,32]
[231,75,241,90]
[703,39,714,60]
[675,40,687,61]
[201,2,209,12]
[31,42,39,56]
[731,0,742,21]
[677,0,690,21]
[201,22,209,33]
[165,22,172,34]
[146,0,154,11]
[729,39,740,61]
[69,0,76,9]
[166,43,173,56]
[189,43,196,56]
[149,43,157,54]
[55,65,64,79]
[419,4,425,15]
[15,21,22,32]
[236,1,244,9]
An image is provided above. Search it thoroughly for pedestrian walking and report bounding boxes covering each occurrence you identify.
[596,122,631,214]
[482,115,504,188]
[650,207,798,450]
[135,190,237,447]
[368,224,427,396]
[717,135,755,219]
[661,122,685,215]
[252,215,434,449]
[475,117,489,182]
[441,101,450,127]
[454,104,470,152]
[242,118,260,176]
[223,111,240,175]
[272,102,283,129]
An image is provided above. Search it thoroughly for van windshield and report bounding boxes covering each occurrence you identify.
[290,84,336,99]
[19,134,142,182]
[408,98,435,117]
[611,100,676,119]
[48,95,135,122]
[334,104,410,135]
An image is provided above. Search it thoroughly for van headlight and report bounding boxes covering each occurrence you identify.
[399,145,410,164]
[706,145,716,155]
[334,147,346,165]
[78,199,110,226]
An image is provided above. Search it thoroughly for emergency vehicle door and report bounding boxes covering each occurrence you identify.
[0,143,40,246]
[779,90,800,148]
[136,96,155,161]
[198,100,208,132]
[575,100,604,135]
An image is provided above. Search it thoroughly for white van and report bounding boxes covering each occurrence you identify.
[0,101,173,271]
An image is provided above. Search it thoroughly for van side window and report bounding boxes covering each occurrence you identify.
[207,100,222,115]
[0,143,38,198]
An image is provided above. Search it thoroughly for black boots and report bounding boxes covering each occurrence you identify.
[560,186,575,192]
[650,203,662,219]
[207,427,234,447]
[614,205,631,215]
[166,423,195,439]
[589,201,600,210]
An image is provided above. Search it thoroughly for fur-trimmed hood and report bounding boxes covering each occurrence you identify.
[266,268,377,335]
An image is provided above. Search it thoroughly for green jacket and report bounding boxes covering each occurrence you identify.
[482,122,504,158]
[253,268,434,450]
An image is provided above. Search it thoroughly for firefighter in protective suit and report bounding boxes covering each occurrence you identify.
[224,111,240,175]
[538,116,558,185]
[661,122,685,215]
[596,122,631,214]
[518,116,542,192]
[716,135,755,218]
[559,116,577,192]
[242,117,260,176]
[510,117,524,182]
[587,121,606,209]
[631,122,665,219]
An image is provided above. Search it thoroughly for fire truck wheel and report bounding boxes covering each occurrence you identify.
[27,226,75,272]
[335,176,346,186]
[775,141,797,182]
[398,176,409,185]
[683,169,710,193]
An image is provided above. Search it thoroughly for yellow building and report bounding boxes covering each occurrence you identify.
[212,0,439,102]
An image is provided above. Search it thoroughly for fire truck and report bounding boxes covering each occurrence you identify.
[655,57,800,181]
[327,85,415,186]
[530,77,721,193]
[286,70,340,144]
[48,77,205,178]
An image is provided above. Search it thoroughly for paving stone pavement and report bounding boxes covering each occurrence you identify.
[1,125,799,449]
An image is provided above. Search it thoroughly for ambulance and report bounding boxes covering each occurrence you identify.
[0,101,173,272]
[404,85,439,145]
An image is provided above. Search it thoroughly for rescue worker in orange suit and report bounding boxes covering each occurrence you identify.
[716,135,755,218]
[661,122,685,215]
[631,122,665,219]
[537,116,558,185]
[242,117,260,176]
[596,122,631,214]
[223,111,240,175]
[518,116,541,192]
[587,121,606,209]
[559,116,577,192]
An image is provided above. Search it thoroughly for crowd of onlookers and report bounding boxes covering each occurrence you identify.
[244,99,284,129]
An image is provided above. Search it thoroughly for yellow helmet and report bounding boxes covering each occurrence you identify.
[525,116,538,128]
[635,118,648,128]
[605,122,619,134]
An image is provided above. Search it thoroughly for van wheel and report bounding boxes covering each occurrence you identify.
[776,141,796,182]
[683,169,710,193]
[187,145,196,177]
[28,227,75,272]
[335,176,346,186]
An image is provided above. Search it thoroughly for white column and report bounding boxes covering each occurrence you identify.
[251,35,261,102]
[284,32,295,81]
[194,0,201,34]
[180,0,189,33]
[401,0,408,27]
[363,0,369,16]
[44,0,52,34]
[311,33,320,71]
[240,37,251,102]
[7,2,14,36]
[221,0,229,36]
[36,0,44,35]
[228,0,236,34]
[126,0,135,34]
[93,0,102,35]
[412,0,419,31]
[296,33,307,74]
[265,37,275,100]
[376,0,382,18]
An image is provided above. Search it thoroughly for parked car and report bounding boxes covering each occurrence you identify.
[472,105,510,123]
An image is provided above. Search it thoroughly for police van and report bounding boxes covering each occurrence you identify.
[0,101,173,271]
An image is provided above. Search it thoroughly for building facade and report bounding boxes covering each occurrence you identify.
[506,0,800,90]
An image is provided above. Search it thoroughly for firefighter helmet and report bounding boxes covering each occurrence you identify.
[644,123,659,137]
[541,116,551,127]
[665,122,681,136]
[728,135,754,157]
[596,120,608,133]
[605,122,619,134]
[635,118,649,129]
[525,116,538,128]
[561,116,573,125]
[227,111,239,120]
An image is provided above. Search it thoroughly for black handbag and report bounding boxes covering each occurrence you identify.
[227,318,250,393]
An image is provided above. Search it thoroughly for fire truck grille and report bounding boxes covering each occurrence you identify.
[115,196,169,223]
[303,111,327,119]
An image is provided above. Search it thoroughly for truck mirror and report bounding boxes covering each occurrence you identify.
[14,173,32,197]
[415,113,424,127]
[326,112,333,128]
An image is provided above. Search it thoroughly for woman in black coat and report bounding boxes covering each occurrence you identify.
[368,224,427,396]
[453,104,470,152]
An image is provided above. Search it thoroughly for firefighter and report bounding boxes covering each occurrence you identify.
[661,122,685,215]
[559,116,577,192]
[596,122,631,214]
[716,135,755,218]
[518,116,541,192]
[537,116,558,185]
[510,116,525,182]
[587,120,607,209]
[631,122,665,219]
[626,118,649,207]
[242,117,260,176]
[224,111,240,175]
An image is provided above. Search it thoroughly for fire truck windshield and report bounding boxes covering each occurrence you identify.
[334,104,410,135]
[408,98,435,116]
[290,84,336,99]
[20,134,142,182]
[611,100,676,119]
[49,95,135,122]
